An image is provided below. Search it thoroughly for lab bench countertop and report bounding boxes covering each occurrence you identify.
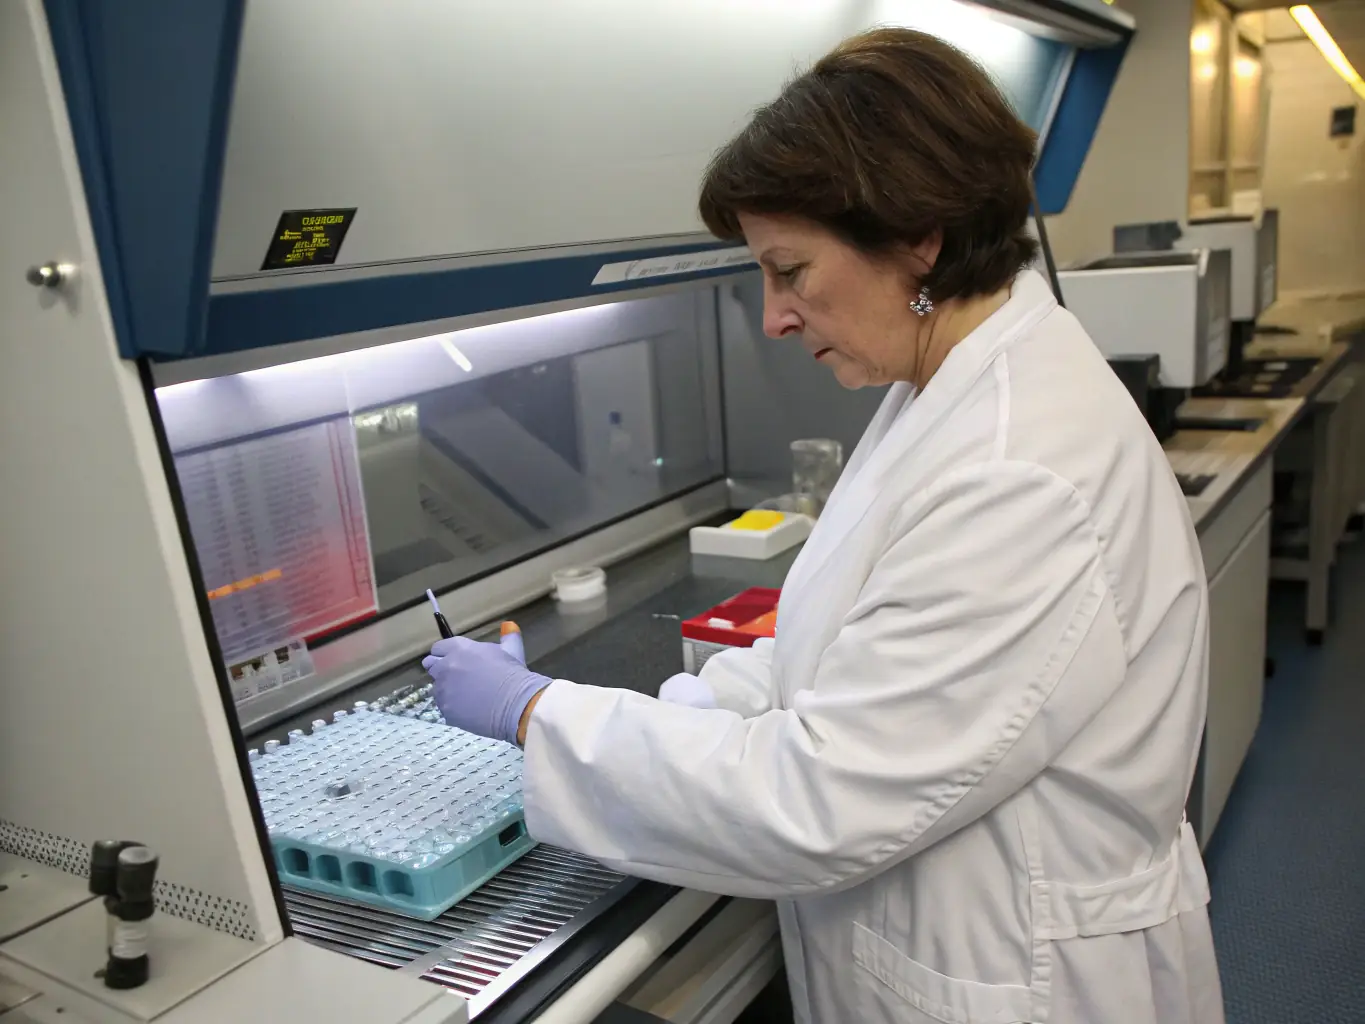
[1242,339,1354,399]
[1166,294,1365,532]
[494,541,797,696]
[1251,289,1365,361]
[531,574,754,692]
[1166,396,1304,532]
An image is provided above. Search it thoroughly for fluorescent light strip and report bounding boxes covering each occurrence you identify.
[437,336,473,372]
[1290,5,1365,101]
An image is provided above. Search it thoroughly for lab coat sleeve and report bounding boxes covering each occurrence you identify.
[521,461,1130,898]
[695,638,775,717]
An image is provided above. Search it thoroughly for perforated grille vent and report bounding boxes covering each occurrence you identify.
[286,845,626,1008]
[155,882,257,940]
[0,820,258,940]
[0,821,91,877]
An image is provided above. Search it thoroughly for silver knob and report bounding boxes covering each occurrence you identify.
[26,262,74,288]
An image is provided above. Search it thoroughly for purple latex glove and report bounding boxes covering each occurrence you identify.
[422,633,551,745]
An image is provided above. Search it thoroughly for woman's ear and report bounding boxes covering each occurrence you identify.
[912,229,943,272]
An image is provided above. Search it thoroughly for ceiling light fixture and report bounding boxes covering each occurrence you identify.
[1290,5,1365,100]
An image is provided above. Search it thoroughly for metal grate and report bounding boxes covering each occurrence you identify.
[285,845,627,1012]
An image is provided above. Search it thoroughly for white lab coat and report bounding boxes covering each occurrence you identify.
[522,269,1225,1023]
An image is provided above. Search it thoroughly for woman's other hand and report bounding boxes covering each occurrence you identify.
[658,672,718,709]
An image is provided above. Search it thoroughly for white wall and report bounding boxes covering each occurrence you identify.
[1045,0,1193,266]
[1261,36,1365,293]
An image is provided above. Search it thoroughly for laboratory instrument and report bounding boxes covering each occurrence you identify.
[1059,249,1233,390]
[1106,355,1174,442]
[1062,250,1247,501]
[87,839,135,955]
[1178,210,1280,373]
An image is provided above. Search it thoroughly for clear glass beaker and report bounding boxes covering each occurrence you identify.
[791,439,843,517]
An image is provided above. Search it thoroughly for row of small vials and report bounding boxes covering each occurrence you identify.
[244,687,444,768]
[365,682,444,723]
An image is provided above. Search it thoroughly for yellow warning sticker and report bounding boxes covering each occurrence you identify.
[261,208,357,270]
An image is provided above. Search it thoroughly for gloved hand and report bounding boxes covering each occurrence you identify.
[422,629,552,745]
[657,672,718,709]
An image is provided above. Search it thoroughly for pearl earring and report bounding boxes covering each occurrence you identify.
[910,287,934,317]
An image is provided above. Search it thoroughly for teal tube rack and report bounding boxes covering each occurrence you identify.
[251,708,535,920]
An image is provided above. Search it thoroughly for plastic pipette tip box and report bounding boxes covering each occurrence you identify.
[252,709,535,920]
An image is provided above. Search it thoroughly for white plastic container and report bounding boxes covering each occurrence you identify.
[551,566,607,604]
[689,510,812,560]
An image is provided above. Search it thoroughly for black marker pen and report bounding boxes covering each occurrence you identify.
[426,589,454,639]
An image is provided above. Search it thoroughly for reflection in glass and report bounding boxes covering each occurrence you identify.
[868,0,1071,131]
[157,293,723,654]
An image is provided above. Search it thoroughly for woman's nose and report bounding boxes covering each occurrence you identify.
[762,290,803,339]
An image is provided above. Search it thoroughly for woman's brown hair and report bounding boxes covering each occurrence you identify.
[698,28,1039,302]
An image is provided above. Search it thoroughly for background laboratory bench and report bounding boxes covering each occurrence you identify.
[1158,288,1365,848]
[1193,291,1365,637]
[1248,294,1365,643]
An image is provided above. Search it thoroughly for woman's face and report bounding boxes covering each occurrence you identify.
[738,212,938,389]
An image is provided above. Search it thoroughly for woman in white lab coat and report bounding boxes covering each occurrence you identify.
[426,28,1225,1024]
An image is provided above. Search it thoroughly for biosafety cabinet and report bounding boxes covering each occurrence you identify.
[1,1,1133,1020]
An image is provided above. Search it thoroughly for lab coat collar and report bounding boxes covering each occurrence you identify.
[780,270,1058,607]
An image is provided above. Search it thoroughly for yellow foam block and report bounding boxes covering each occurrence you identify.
[726,510,786,532]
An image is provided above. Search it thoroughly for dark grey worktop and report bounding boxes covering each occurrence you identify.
[511,540,796,693]
[249,539,797,745]
[531,573,746,694]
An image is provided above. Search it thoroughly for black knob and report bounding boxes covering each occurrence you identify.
[89,840,134,897]
[115,846,159,909]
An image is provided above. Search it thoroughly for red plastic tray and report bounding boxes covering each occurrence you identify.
[680,587,781,648]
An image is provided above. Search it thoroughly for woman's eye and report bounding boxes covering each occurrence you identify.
[776,265,803,284]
